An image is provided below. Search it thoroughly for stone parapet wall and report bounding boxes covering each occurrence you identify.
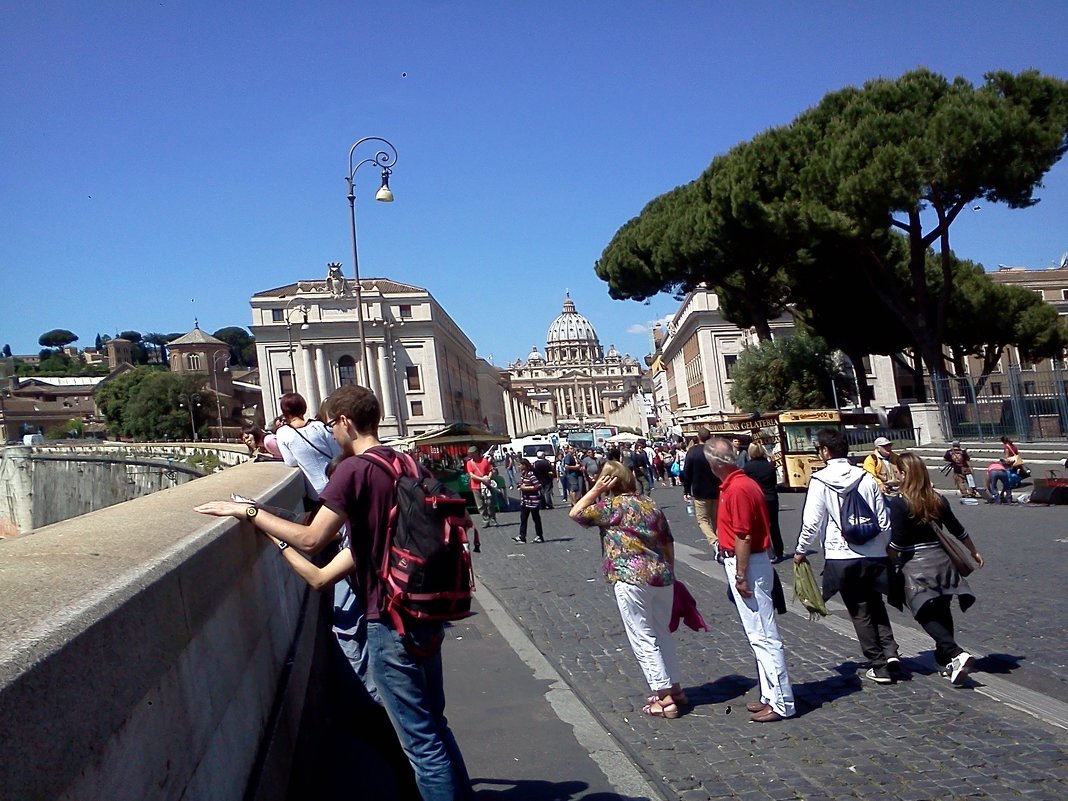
[0,461,315,801]
[0,443,253,535]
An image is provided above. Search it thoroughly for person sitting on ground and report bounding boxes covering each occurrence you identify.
[569,460,685,719]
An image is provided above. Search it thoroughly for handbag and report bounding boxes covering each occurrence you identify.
[931,520,980,577]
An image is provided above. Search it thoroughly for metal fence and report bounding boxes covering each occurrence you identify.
[928,364,1068,442]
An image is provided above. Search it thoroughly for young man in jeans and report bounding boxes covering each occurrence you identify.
[196,385,471,801]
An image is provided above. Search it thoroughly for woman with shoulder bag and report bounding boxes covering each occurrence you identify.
[888,452,984,685]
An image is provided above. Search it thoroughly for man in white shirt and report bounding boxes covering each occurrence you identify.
[794,428,900,684]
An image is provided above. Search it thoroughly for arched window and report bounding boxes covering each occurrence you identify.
[338,355,357,386]
[187,353,201,370]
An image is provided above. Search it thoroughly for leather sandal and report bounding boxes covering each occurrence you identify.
[647,691,689,708]
[642,698,680,719]
[746,701,770,713]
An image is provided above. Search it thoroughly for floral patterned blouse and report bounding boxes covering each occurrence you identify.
[576,493,674,587]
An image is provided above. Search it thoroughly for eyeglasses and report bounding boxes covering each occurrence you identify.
[324,417,340,429]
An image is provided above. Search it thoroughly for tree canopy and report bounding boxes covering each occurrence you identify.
[212,326,257,367]
[38,329,79,349]
[94,366,213,440]
[596,68,1068,388]
[729,333,854,412]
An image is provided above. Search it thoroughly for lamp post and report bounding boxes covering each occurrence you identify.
[177,392,202,442]
[346,136,397,387]
[211,350,229,441]
[284,297,310,387]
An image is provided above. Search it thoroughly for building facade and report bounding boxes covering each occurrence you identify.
[506,294,646,430]
[657,287,901,434]
[250,270,486,438]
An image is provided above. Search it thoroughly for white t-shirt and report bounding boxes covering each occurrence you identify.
[275,420,341,499]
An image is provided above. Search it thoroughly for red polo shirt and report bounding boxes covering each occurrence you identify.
[717,469,770,553]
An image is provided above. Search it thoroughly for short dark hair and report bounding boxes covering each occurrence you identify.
[817,428,848,459]
[697,427,712,442]
[320,385,381,434]
[280,392,307,418]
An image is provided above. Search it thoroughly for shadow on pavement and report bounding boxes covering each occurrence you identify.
[473,777,654,800]
[686,673,758,708]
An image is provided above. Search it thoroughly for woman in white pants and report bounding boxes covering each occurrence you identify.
[570,461,685,718]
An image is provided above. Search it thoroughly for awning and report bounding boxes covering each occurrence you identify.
[409,423,510,447]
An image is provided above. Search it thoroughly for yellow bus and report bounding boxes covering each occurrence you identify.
[692,409,873,489]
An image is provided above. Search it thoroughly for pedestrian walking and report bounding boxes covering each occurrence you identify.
[513,459,545,543]
[532,450,556,509]
[743,442,784,562]
[795,428,901,684]
[889,452,984,684]
[682,427,721,549]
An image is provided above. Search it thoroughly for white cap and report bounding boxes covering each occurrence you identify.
[874,436,892,447]
[536,450,545,457]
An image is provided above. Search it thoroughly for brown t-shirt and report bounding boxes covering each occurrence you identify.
[318,445,399,621]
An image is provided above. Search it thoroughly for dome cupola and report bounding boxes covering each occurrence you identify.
[545,292,603,364]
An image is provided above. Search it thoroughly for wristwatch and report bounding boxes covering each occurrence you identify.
[245,505,258,520]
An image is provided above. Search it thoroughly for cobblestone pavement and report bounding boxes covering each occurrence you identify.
[469,483,1068,801]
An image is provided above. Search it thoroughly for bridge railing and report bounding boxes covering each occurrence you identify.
[0,461,318,801]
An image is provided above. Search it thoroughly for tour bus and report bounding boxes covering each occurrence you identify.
[695,409,872,489]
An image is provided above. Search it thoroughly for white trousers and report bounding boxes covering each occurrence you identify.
[613,581,681,692]
[725,552,795,717]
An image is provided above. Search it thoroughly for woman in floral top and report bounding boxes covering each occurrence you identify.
[570,460,685,718]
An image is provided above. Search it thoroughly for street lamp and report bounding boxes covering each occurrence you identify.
[346,136,397,387]
[177,392,202,442]
[211,349,230,441]
[284,297,310,384]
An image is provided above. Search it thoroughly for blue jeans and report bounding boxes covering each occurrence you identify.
[988,469,1011,501]
[366,620,472,801]
[333,582,379,704]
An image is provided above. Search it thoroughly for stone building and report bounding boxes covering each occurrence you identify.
[250,269,488,439]
[506,293,646,429]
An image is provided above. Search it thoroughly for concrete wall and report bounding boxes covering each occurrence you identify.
[0,461,318,801]
[0,443,251,535]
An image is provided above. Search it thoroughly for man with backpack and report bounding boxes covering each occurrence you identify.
[195,385,472,800]
[793,428,901,685]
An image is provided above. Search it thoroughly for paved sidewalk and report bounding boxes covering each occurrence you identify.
[451,484,1068,801]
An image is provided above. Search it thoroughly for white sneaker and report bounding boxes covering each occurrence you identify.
[949,651,975,685]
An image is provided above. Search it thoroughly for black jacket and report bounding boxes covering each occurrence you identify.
[682,443,720,499]
[743,458,779,503]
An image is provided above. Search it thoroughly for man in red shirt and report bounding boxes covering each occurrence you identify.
[465,445,497,526]
[706,437,795,722]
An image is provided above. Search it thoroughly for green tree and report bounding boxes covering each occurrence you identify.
[38,329,78,350]
[212,326,256,367]
[596,68,1068,391]
[2,344,11,357]
[729,333,854,413]
[143,332,172,365]
[95,366,214,440]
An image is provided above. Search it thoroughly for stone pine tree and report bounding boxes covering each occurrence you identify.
[596,69,1068,397]
[729,333,854,412]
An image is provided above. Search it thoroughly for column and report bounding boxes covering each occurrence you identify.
[378,343,397,423]
[314,345,332,403]
[300,346,319,413]
[367,343,383,399]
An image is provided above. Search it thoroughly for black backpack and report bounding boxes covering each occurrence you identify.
[822,473,882,545]
[357,450,475,654]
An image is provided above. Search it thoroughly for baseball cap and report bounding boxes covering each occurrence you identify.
[467,445,479,455]
[874,436,892,447]
[536,450,545,457]
[951,440,961,447]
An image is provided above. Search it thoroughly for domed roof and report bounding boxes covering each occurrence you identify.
[546,293,599,345]
[527,345,544,362]
[606,344,620,359]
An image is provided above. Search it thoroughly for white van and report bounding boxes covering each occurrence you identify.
[505,435,558,463]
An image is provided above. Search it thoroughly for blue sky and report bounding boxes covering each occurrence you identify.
[3,2,1068,364]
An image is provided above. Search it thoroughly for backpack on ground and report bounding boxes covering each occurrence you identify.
[356,450,475,653]
[821,473,882,545]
